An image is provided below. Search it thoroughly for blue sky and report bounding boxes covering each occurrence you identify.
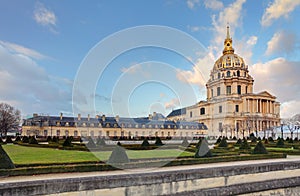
[0,0,300,119]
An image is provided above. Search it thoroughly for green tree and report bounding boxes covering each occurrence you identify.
[0,103,21,137]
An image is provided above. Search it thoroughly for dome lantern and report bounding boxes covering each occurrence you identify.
[223,26,234,55]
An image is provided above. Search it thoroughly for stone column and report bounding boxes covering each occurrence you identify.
[260,99,262,113]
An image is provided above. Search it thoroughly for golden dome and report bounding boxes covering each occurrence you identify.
[213,26,247,71]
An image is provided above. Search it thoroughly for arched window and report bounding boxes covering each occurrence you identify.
[226,71,230,77]
[237,70,240,77]
[218,72,221,79]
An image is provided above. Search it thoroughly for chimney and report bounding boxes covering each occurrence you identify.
[153,112,157,117]
[60,113,63,120]
[116,115,119,122]
[149,114,153,120]
[78,114,81,121]
[33,113,38,118]
[88,114,90,121]
[95,115,99,119]
[102,115,106,122]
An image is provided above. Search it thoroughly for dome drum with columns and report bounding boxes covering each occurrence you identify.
[167,26,280,138]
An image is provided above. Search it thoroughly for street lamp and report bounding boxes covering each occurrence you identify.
[281,123,284,139]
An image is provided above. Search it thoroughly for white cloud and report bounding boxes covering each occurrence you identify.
[0,42,72,117]
[165,98,180,110]
[250,57,300,118]
[246,36,258,46]
[177,0,247,87]
[176,50,215,86]
[0,40,47,59]
[211,0,246,53]
[186,0,200,9]
[34,2,57,33]
[261,0,300,26]
[281,101,300,119]
[265,31,297,56]
[204,0,224,10]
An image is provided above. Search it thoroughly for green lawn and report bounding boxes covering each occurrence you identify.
[2,145,193,165]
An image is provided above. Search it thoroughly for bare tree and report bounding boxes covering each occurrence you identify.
[0,103,21,137]
[284,118,296,139]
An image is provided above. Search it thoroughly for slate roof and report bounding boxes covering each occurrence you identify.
[167,108,186,117]
[23,113,207,130]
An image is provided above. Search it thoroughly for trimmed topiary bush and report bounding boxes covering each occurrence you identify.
[268,137,274,142]
[0,137,5,144]
[258,137,262,141]
[194,138,212,158]
[253,141,268,154]
[232,136,237,140]
[239,139,251,150]
[251,137,257,143]
[218,137,228,148]
[0,145,15,169]
[14,136,21,142]
[276,138,285,147]
[141,138,150,147]
[52,136,59,143]
[47,136,52,142]
[63,136,73,147]
[155,137,163,146]
[215,136,222,144]
[5,136,13,144]
[107,145,129,164]
[181,137,189,147]
[86,137,96,148]
[264,139,269,144]
[96,137,106,146]
[29,136,38,144]
[22,136,29,143]
[288,138,294,143]
[236,138,242,145]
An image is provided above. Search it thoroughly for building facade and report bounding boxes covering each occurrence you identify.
[167,26,280,137]
[22,113,207,139]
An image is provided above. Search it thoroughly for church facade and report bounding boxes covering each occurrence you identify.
[167,27,280,137]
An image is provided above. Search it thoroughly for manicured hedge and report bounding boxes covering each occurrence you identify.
[0,153,286,177]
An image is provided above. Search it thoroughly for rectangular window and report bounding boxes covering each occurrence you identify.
[217,87,221,96]
[74,130,78,137]
[219,122,222,131]
[237,85,241,94]
[219,106,222,113]
[226,86,231,95]
[246,86,248,94]
[200,108,205,115]
[44,130,48,136]
[190,111,193,118]
[56,130,60,136]
[106,131,109,137]
[235,105,239,112]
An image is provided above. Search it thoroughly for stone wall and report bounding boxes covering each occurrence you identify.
[1,160,300,196]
